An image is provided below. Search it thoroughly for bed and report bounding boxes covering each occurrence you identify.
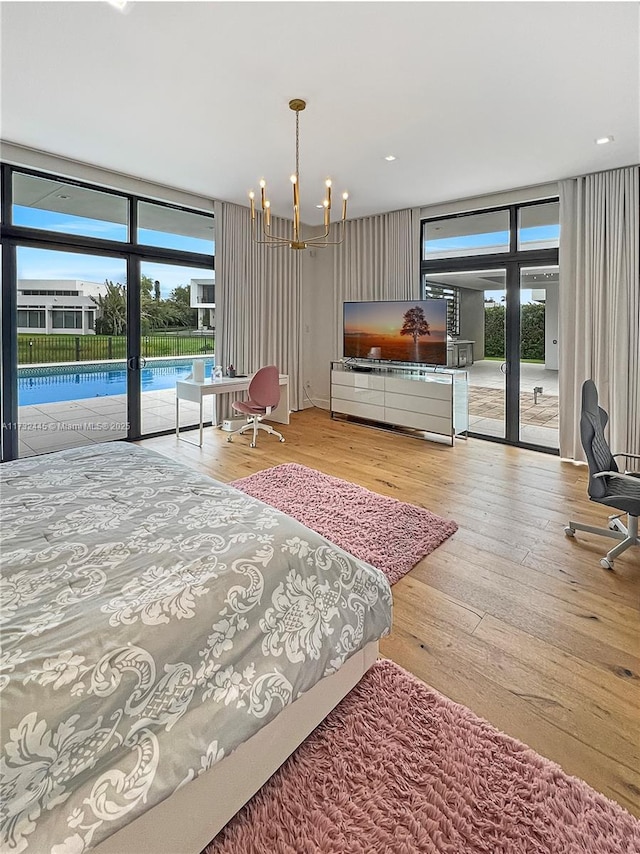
[0,443,392,854]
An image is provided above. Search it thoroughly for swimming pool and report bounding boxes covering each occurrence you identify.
[18,359,215,406]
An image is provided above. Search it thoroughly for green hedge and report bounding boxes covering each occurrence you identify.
[484,303,545,361]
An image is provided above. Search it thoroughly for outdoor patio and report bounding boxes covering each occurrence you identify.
[467,360,559,446]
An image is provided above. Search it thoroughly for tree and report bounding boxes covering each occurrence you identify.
[400,306,431,343]
[168,285,198,328]
[154,280,161,302]
[92,281,126,335]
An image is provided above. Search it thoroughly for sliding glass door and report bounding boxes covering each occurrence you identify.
[1,163,215,462]
[16,247,128,457]
[518,265,559,447]
[138,260,215,436]
[421,201,559,451]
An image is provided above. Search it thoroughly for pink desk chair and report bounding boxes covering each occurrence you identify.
[226,365,286,448]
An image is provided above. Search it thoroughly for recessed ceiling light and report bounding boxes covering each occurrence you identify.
[595,136,614,145]
[107,0,129,10]
[57,194,69,199]
[316,204,324,209]
[384,155,397,162]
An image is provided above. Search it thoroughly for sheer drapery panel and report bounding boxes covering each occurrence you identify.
[559,165,639,459]
[215,202,303,417]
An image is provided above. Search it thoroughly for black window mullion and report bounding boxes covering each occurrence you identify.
[505,261,520,443]
[127,232,142,440]
[1,241,18,461]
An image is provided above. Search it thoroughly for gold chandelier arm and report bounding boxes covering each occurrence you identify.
[260,216,290,243]
[305,219,347,244]
[250,214,290,245]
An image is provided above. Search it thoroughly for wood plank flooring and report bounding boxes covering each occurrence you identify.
[139,408,640,818]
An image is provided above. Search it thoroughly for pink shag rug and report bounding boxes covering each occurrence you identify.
[205,659,640,854]
[231,463,457,584]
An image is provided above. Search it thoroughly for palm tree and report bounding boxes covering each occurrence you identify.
[92,281,126,335]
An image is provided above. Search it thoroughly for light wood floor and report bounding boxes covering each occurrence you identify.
[140,408,640,818]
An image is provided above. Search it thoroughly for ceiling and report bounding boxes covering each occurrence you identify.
[1,2,638,224]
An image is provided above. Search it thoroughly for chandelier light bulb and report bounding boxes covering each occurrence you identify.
[259,179,266,188]
[248,191,255,199]
[290,175,297,184]
[325,179,332,188]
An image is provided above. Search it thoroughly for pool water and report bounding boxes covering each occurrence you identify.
[19,361,215,406]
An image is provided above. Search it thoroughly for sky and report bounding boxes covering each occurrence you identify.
[13,207,214,297]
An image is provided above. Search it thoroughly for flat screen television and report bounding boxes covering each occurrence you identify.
[343,299,447,366]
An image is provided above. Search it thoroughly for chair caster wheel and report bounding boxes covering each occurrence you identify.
[250,442,256,448]
[600,558,614,570]
[564,526,575,537]
[279,437,285,443]
[226,437,233,443]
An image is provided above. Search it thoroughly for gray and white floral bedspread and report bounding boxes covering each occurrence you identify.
[0,443,392,853]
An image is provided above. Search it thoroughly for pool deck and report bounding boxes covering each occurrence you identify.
[18,389,205,457]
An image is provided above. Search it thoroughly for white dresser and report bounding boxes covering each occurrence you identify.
[330,361,468,445]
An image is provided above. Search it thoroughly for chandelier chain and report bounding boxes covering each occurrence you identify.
[295,109,300,181]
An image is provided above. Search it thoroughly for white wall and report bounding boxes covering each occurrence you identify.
[459,289,486,359]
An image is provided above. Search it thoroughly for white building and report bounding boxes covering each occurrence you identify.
[17,279,106,335]
[189,277,215,330]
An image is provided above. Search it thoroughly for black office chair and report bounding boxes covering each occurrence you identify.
[565,380,640,569]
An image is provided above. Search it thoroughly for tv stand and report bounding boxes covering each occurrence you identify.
[330,360,468,445]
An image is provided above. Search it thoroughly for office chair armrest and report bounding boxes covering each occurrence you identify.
[612,453,640,475]
[593,471,640,484]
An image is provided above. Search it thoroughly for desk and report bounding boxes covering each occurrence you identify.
[176,374,290,447]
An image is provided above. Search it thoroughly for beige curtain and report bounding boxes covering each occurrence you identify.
[333,208,421,357]
[559,165,640,459]
[214,201,303,416]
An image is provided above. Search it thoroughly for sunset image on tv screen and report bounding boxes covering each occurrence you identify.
[343,300,447,365]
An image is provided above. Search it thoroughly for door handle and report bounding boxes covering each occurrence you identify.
[127,357,146,370]
[500,362,507,375]
[139,357,147,368]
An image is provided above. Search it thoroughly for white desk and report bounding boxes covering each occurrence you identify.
[176,374,290,447]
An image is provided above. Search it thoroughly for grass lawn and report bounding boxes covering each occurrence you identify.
[18,333,215,365]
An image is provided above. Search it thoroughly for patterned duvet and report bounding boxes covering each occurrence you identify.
[0,443,392,853]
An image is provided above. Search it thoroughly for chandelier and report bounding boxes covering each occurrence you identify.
[249,99,348,250]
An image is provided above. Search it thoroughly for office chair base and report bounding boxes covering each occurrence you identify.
[565,514,639,569]
[226,417,285,448]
